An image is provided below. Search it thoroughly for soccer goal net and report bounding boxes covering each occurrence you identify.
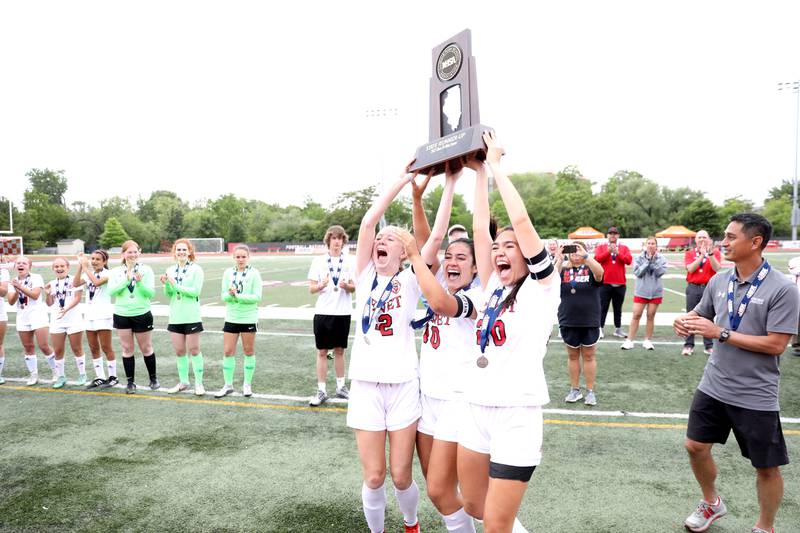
[188,237,224,253]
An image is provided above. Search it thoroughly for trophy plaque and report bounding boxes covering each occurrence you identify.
[409,29,493,176]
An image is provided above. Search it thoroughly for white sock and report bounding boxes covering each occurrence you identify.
[107,360,117,378]
[25,354,38,374]
[55,358,65,378]
[0,356,5,377]
[394,480,420,527]
[443,507,476,533]
[75,355,86,375]
[317,382,326,393]
[92,357,105,379]
[45,353,57,371]
[336,377,345,389]
[512,517,529,533]
[361,482,386,533]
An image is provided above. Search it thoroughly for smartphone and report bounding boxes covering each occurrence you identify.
[562,244,578,254]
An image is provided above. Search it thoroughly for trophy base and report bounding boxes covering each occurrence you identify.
[409,124,493,176]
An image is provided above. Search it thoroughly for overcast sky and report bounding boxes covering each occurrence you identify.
[1,0,798,214]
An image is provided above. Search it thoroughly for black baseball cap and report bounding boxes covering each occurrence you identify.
[607,227,620,234]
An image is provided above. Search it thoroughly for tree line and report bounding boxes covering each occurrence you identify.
[2,167,791,252]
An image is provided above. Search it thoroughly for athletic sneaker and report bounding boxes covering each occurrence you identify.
[126,381,137,394]
[101,376,119,388]
[642,339,655,350]
[684,496,727,532]
[598,328,605,339]
[310,390,328,406]
[621,339,634,350]
[26,374,38,386]
[167,382,189,394]
[751,527,774,533]
[584,390,597,406]
[214,385,234,398]
[243,383,253,397]
[87,378,106,389]
[149,378,160,391]
[703,348,713,356]
[52,376,67,389]
[404,522,420,533]
[613,328,627,338]
[194,383,205,396]
[75,374,87,386]
[335,385,350,399]
[564,387,583,403]
[0,376,5,385]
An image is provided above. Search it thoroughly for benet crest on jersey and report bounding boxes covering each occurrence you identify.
[391,279,401,294]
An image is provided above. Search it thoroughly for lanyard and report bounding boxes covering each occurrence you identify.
[727,261,771,332]
[174,262,191,285]
[477,285,506,354]
[87,269,104,301]
[361,272,398,334]
[327,254,344,286]
[696,249,708,268]
[17,275,31,308]
[126,264,139,294]
[55,276,70,308]
[232,266,250,294]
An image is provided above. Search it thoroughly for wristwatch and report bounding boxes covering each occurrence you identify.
[718,328,730,343]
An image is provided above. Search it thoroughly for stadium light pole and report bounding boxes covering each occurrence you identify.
[778,80,800,240]
[365,106,399,229]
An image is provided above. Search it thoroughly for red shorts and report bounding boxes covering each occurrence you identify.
[633,296,662,304]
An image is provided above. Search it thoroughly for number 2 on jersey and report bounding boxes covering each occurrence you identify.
[376,313,393,336]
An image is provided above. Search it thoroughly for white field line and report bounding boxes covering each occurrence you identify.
[3,376,798,424]
[662,287,685,297]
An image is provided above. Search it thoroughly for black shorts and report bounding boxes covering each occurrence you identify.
[223,322,257,334]
[167,322,204,335]
[687,389,789,468]
[559,326,600,348]
[313,314,351,350]
[113,312,154,333]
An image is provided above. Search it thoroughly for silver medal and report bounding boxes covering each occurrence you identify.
[129,293,135,299]
[334,286,339,292]
[476,356,489,368]
[364,335,371,345]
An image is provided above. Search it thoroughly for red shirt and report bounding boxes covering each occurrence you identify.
[684,248,721,285]
[594,242,633,285]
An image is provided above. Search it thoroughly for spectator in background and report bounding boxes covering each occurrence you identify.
[787,256,800,357]
[547,239,559,262]
[622,237,668,350]
[594,226,632,338]
[682,230,722,356]
[447,224,469,243]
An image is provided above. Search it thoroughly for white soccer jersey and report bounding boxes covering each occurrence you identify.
[82,269,113,320]
[348,262,422,383]
[467,272,560,407]
[46,276,84,325]
[9,273,47,323]
[419,270,482,400]
[0,268,9,318]
[307,252,355,316]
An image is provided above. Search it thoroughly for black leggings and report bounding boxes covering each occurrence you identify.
[600,284,626,328]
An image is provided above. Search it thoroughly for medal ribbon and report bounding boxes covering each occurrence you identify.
[18,274,31,308]
[88,272,98,301]
[327,255,343,287]
[126,264,139,295]
[232,265,250,294]
[174,262,191,285]
[478,285,506,353]
[56,275,69,308]
[696,249,707,268]
[727,261,771,332]
[569,267,580,292]
[360,273,398,334]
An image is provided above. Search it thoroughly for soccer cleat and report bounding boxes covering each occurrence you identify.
[309,389,328,406]
[149,378,160,391]
[751,527,774,533]
[682,346,694,357]
[194,383,205,396]
[101,376,119,388]
[75,374,87,386]
[684,496,727,532]
[214,385,234,398]
[126,382,137,394]
[335,385,350,399]
[26,374,38,386]
[613,328,627,338]
[167,382,189,394]
[0,376,5,385]
[621,339,634,350]
[87,378,106,389]
[598,328,605,339]
[642,339,655,350]
[52,376,67,389]
[242,383,253,397]
[404,521,420,533]
[564,387,583,403]
[584,390,597,406]
[703,348,713,356]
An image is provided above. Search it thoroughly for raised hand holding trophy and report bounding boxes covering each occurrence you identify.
[409,29,495,176]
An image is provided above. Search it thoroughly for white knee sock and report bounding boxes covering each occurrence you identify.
[45,353,56,371]
[443,507,476,533]
[25,354,38,374]
[107,360,117,378]
[92,357,105,379]
[512,517,529,533]
[394,480,420,527]
[75,355,86,375]
[0,356,5,377]
[55,358,65,378]
[361,483,386,533]
[336,376,345,389]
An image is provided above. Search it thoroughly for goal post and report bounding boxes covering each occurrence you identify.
[188,237,224,253]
